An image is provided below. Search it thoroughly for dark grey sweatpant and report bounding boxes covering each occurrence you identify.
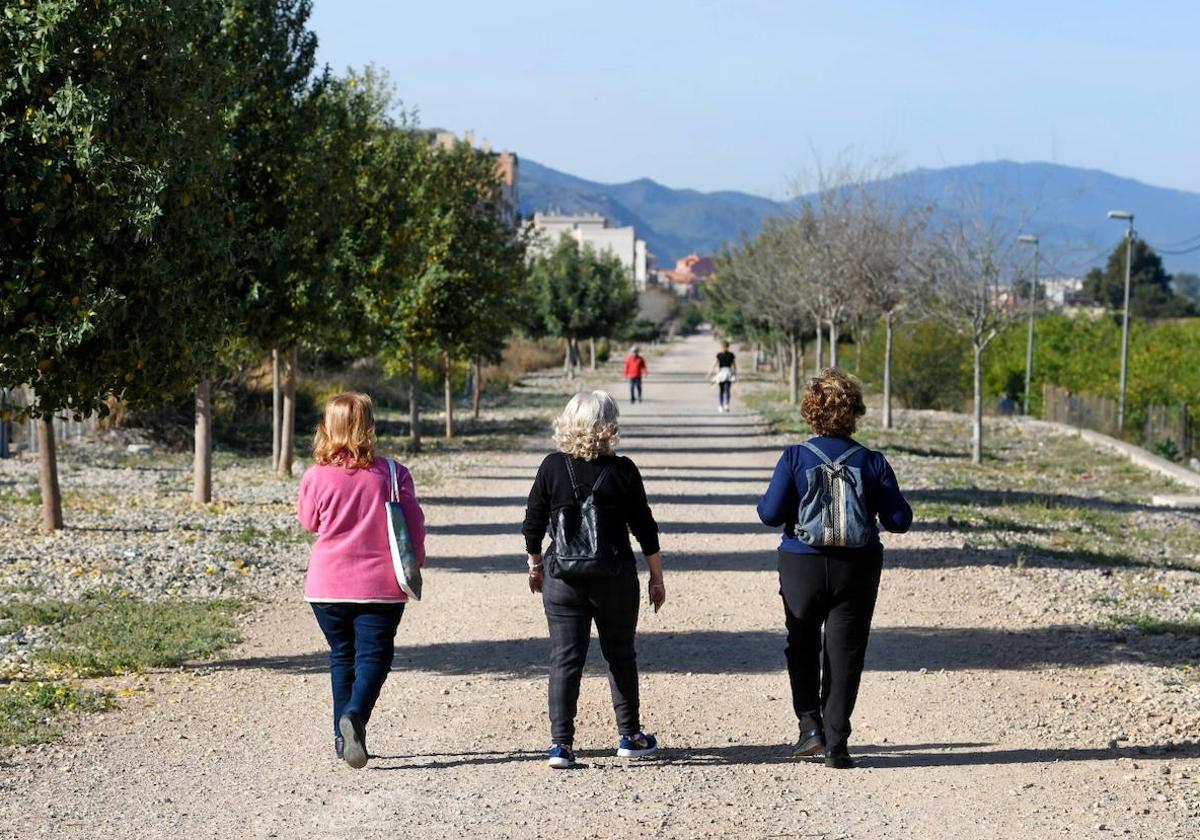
[542,568,640,744]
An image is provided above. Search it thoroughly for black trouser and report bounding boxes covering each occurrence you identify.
[628,377,642,402]
[543,568,640,745]
[718,380,732,408]
[778,549,882,754]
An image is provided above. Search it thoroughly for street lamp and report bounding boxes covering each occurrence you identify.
[1107,210,1135,433]
[1017,234,1039,415]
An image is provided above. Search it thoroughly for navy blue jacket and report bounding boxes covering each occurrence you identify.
[757,436,912,555]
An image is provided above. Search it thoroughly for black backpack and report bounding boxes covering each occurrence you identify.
[546,454,622,580]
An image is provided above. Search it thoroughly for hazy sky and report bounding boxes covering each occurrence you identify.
[309,0,1200,198]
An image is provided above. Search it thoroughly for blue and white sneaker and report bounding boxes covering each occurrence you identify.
[547,743,576,769]
[617,732,658,758]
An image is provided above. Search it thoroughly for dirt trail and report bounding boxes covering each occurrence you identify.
[3,333,1196,840]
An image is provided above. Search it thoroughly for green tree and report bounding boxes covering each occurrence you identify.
[1082,239,1194,319]
[357,127,527,444]
[419,138,528,438]
[582,248,638,369]
[1174,272,1200,307]
[1,0,239,529]
[528,237,635,379]
[226,15,387,478]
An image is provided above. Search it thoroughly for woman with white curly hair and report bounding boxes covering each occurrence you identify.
[522,390,665,769]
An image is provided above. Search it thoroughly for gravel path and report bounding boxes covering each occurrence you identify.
[2,333,1198,839]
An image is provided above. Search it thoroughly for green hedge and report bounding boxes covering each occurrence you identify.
[984,314,1200,417]
[854,314,1200,422]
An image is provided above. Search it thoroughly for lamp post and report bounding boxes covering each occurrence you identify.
[1107,210,1135,434]
[1017,234,1039,415]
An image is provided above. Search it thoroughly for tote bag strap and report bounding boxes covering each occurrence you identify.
[387,458,400,503]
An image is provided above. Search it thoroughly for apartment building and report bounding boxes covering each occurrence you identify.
[530,212,649,289]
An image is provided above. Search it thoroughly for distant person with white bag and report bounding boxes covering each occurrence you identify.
[297,392,426,769]
[709,340,737,412]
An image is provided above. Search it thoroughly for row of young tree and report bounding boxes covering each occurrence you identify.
[707,171,1043,465]
[2,1,640,531]
[708,168,1199,464]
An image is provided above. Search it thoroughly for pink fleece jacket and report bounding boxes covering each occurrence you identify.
[297,458,427,603]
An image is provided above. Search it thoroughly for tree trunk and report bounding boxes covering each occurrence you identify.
[193,380,213,504]
[473,357,482,420]
[37,416,63,531]
[854,329,863,374]
[788,331,800,405]
[276,347,297,478]
[882,310,895,430]
[443,351,454,440]
[271,349,281,471]
[563,337,574,380]
[972,341,984,465]
[829,321,840,369]
[409,348,422,453]
[589,337,597,371]
[814,323,824,374]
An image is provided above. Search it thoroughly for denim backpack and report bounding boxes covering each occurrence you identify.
[795,441,872,548]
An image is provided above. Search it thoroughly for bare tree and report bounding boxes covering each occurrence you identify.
[725,221,813,403]
[917,204,1028,463]
[838,185,928,428]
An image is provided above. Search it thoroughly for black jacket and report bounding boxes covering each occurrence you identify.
[523,452,660,560]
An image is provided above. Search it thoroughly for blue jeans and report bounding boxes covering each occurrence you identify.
[310,602,405,736]
[628,377,642,402]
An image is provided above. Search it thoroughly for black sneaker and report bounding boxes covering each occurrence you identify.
[792,727,825,757]
[334,735,345,760]
[825,750,855,770]
[338,713,368,769]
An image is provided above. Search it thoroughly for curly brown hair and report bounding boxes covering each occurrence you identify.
[801,369,866,436]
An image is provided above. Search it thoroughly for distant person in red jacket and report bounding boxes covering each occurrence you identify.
[624,346,648,403]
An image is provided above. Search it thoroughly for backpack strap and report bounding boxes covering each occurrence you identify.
[801,441,864,468]
[563,453,611,500]
[831,444,864,466]
[589,465,611,496]
[800,440,833,465]
[563,453,581,498]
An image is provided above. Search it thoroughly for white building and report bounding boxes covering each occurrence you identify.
[531,212,648,289]
[1042,276,1083,308]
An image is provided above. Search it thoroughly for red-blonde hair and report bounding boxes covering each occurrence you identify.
[313,392,376,469]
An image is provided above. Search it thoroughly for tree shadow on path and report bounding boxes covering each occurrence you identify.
[656,739,1200,769]
[210,625,1197,678]
[430,544,1149,573]
[367,750,545,771]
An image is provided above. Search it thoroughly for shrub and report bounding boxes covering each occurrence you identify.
[678,304,705,336]
[858,321,971,410]
[623,319,664,344]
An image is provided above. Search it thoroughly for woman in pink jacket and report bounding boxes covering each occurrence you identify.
[297,392,426,769]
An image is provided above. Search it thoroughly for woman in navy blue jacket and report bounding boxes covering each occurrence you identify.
[757,369,912,768]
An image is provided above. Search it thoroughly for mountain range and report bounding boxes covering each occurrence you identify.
[518,159,1200,275]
